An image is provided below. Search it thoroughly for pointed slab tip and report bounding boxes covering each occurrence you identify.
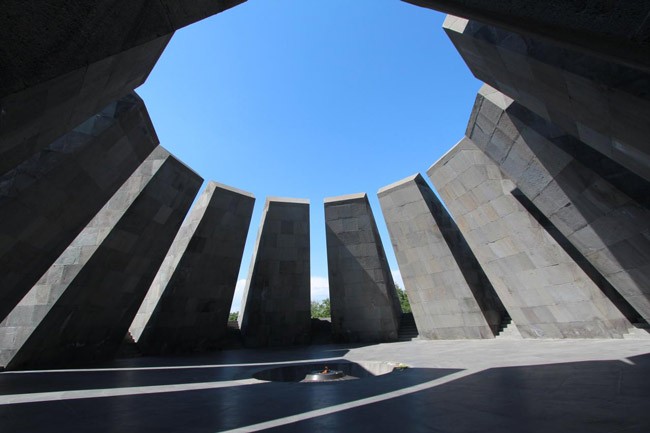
[266,196,310,205]
[377,174,423,196]
[206,180,255,198]
[323,192,368,204]
[426,137,472,176]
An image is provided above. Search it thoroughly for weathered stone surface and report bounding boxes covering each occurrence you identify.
[427,137,631,339]
[324,193,401,343]
[378,174,507,339]
[238,198,311,347]
[405,1,650,73]
[443,15,650,182]
[131,181,254,355]
[0,93,158,322]
[0,147,202,370]
[0,0,245,176]
[467,85,650,323]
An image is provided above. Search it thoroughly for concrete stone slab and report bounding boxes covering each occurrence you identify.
[238,198,311,347]
[443,16,650,182]
[428,138,632,338]
[378,174,507,339]
[0,0,245,176]
[0,93,158,322]
[0,146,202,370]
[467,84,650,323]
[406,1,650,73]
[130,181,255,355]
[325,193,401,343]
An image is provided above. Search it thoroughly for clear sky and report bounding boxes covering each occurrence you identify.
[137,0,481,312]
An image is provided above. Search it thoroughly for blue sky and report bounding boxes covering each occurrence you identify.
[137,0,481,311]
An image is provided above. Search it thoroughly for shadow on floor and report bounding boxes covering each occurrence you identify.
[1,354,649,432]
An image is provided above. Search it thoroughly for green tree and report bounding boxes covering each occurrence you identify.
[395,284,411,313]
[228,311,239,321]
[311,298,331,318]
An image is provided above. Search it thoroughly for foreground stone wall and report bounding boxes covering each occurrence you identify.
[239,198,311,347]
[404,1,650,73]
[427,138,631,338]
[467,85,650,323]
[324,193,401,343]
[0,147,201,369]
[132,181,255,355]
[443,15,650,182]
[379,174,507,339]
[0,0,245,177]
[0,93,158,322]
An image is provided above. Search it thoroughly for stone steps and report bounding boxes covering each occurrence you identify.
[624,324,650,340]
[495,318,522,340]
[398,313,419,341]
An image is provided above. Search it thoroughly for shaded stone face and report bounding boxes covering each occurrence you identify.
[0,147,202,370]
[443,15,650,182]
[0,93,158,323]
[239,198,311,348]
[405,1,650,73]
[131,181,255,355]
[467,85,650,324]
[378,174,506,339]
[0,1,245,179]
[427,137,631,339]
[324,193,401,343]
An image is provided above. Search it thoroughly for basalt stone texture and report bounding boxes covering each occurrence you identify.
[239,198,311,348]
[427,138,631,339]
[131,181,254,355]
[467,85,650,323]
[0,147,202,370]
[378,174,507,339]
[0,37,169,177]
[443,15,650,182]
[0,93,158,322]
[324,193,401,343]
[0,0,245,176]
[405,1,650,72]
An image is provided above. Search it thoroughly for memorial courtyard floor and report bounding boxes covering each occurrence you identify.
[1,337,649,432]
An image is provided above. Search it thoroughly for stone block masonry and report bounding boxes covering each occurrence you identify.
[427,138,631,339]
[325,193,401,343]
[379,174,507,339]
[404,1,650,73]
[0,146,202,370]
[239,198,311,347]
[0,0,246,177]
[131,181,255,355]
[467,84,650,324]
[443,15,650,182]
[0,93,158,322]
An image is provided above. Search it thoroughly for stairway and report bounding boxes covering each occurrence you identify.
[398,313,419,341]
[624,323,650,340]
[495,316,522,339]
[116,331,142,358]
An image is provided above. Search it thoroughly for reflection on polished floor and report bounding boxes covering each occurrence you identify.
[1,338,649,432]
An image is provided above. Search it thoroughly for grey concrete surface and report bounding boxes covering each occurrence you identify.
[131,181,255,355]
[239,198,311,347]
[443,15,650,182]
[324,193,401,343]
[467,85,650,324]
[0,338,649,432]
[404,1,650,73]
[0,0,245,177]
[378,174,506,339]
[0,147,202,370]
[0,93,158,322]
[427,138,632,339]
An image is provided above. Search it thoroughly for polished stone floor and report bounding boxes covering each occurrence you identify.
[1,338,649,432]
